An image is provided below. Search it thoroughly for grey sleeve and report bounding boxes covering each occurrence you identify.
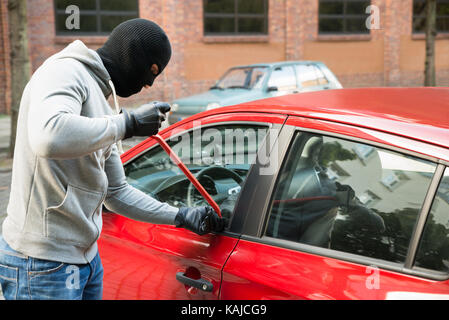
[27,59,126,159]
[103,145,179,225]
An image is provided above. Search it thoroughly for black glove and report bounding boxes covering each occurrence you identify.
[122,101,171,139]
[174,206,224,235]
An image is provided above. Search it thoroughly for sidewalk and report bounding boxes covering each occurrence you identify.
[0,115,11,170]
[0,115,11,232]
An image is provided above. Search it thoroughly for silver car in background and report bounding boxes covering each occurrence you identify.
[168,61,342,124]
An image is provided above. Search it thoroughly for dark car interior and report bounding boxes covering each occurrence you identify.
[124,125,268,227]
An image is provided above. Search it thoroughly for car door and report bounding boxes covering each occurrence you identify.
[220,116,449,299]
[99,112,286,300]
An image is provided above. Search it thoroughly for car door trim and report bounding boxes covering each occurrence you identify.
[239,234,449,281]
[405,163,445,269]
[242,121,449,237]
[121,116,285,236]
[285,121,448,165]
[282,124,449,274]
[232,122,295,235]
[241,120,449,281]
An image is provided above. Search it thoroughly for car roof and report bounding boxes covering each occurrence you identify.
[203,87,449,149]
[231,60,322,69]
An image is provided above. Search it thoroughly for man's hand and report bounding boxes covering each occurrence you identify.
[122,101,171,139]
[174,206,224,235]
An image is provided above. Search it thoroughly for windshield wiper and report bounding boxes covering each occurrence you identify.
[209,85,224,90]
[226,85,249,89]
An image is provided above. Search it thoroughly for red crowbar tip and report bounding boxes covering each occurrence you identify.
[152,134,222,217]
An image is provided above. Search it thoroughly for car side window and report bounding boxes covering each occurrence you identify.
[124,124,268,228]
[267,66,297,91]
[265,132,437,264]
[415,168,449,273]
[250,67,268,89]
[295,65,319,88]
[313,65,329,85]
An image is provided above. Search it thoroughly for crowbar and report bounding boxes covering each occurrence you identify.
[152,134,222,217]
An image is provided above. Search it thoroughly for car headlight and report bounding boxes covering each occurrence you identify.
[206,102,221,110]
[171,103,179,112]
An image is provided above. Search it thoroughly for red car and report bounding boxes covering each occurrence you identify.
[99,88,449,300]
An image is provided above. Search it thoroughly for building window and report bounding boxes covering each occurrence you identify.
[203,0,268,35]
[353,144,375,164]
[319,0,371,34]
[413,0,449,33]
[358,190,381,206]
[54,0,139,35]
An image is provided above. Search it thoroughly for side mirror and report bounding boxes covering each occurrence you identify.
[267,86,278,92]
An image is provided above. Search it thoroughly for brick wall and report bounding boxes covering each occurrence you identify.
[0,0,447,115]
[284,0,449,88]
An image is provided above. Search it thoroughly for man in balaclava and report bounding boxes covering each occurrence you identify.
[0,18,223,300]
[97,18,172,98]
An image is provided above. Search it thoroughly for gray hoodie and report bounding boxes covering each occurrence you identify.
[2,40,179,264]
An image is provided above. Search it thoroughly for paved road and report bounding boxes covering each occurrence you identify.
[0,116,9,151]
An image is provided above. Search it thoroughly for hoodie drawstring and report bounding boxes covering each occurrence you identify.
[109,79,124,154]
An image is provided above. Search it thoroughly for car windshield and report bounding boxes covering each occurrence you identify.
[213,67,268,90]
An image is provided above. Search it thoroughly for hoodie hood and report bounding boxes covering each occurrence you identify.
[47,40,113,97]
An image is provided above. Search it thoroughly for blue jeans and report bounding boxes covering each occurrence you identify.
[0,235,103,300]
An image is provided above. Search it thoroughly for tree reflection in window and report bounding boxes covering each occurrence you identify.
[266,133,437,264]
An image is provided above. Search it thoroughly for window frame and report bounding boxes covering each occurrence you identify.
[122,119,276,236]
[203,0,269,36]
[54,0,139,36]
[266,64,299,92]
[413,168,449,273]
[318,0,371,35]
[412,0,449,34]
[240,122,449,281]
[294,64,326,88]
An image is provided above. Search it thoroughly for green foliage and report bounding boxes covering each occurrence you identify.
[318,141,357,167]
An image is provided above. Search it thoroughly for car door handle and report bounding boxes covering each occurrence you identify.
[176,272,213,292]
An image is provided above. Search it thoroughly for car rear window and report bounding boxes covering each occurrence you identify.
[265,132,437,265]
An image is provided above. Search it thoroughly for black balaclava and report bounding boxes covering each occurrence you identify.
[97,19,172,98]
